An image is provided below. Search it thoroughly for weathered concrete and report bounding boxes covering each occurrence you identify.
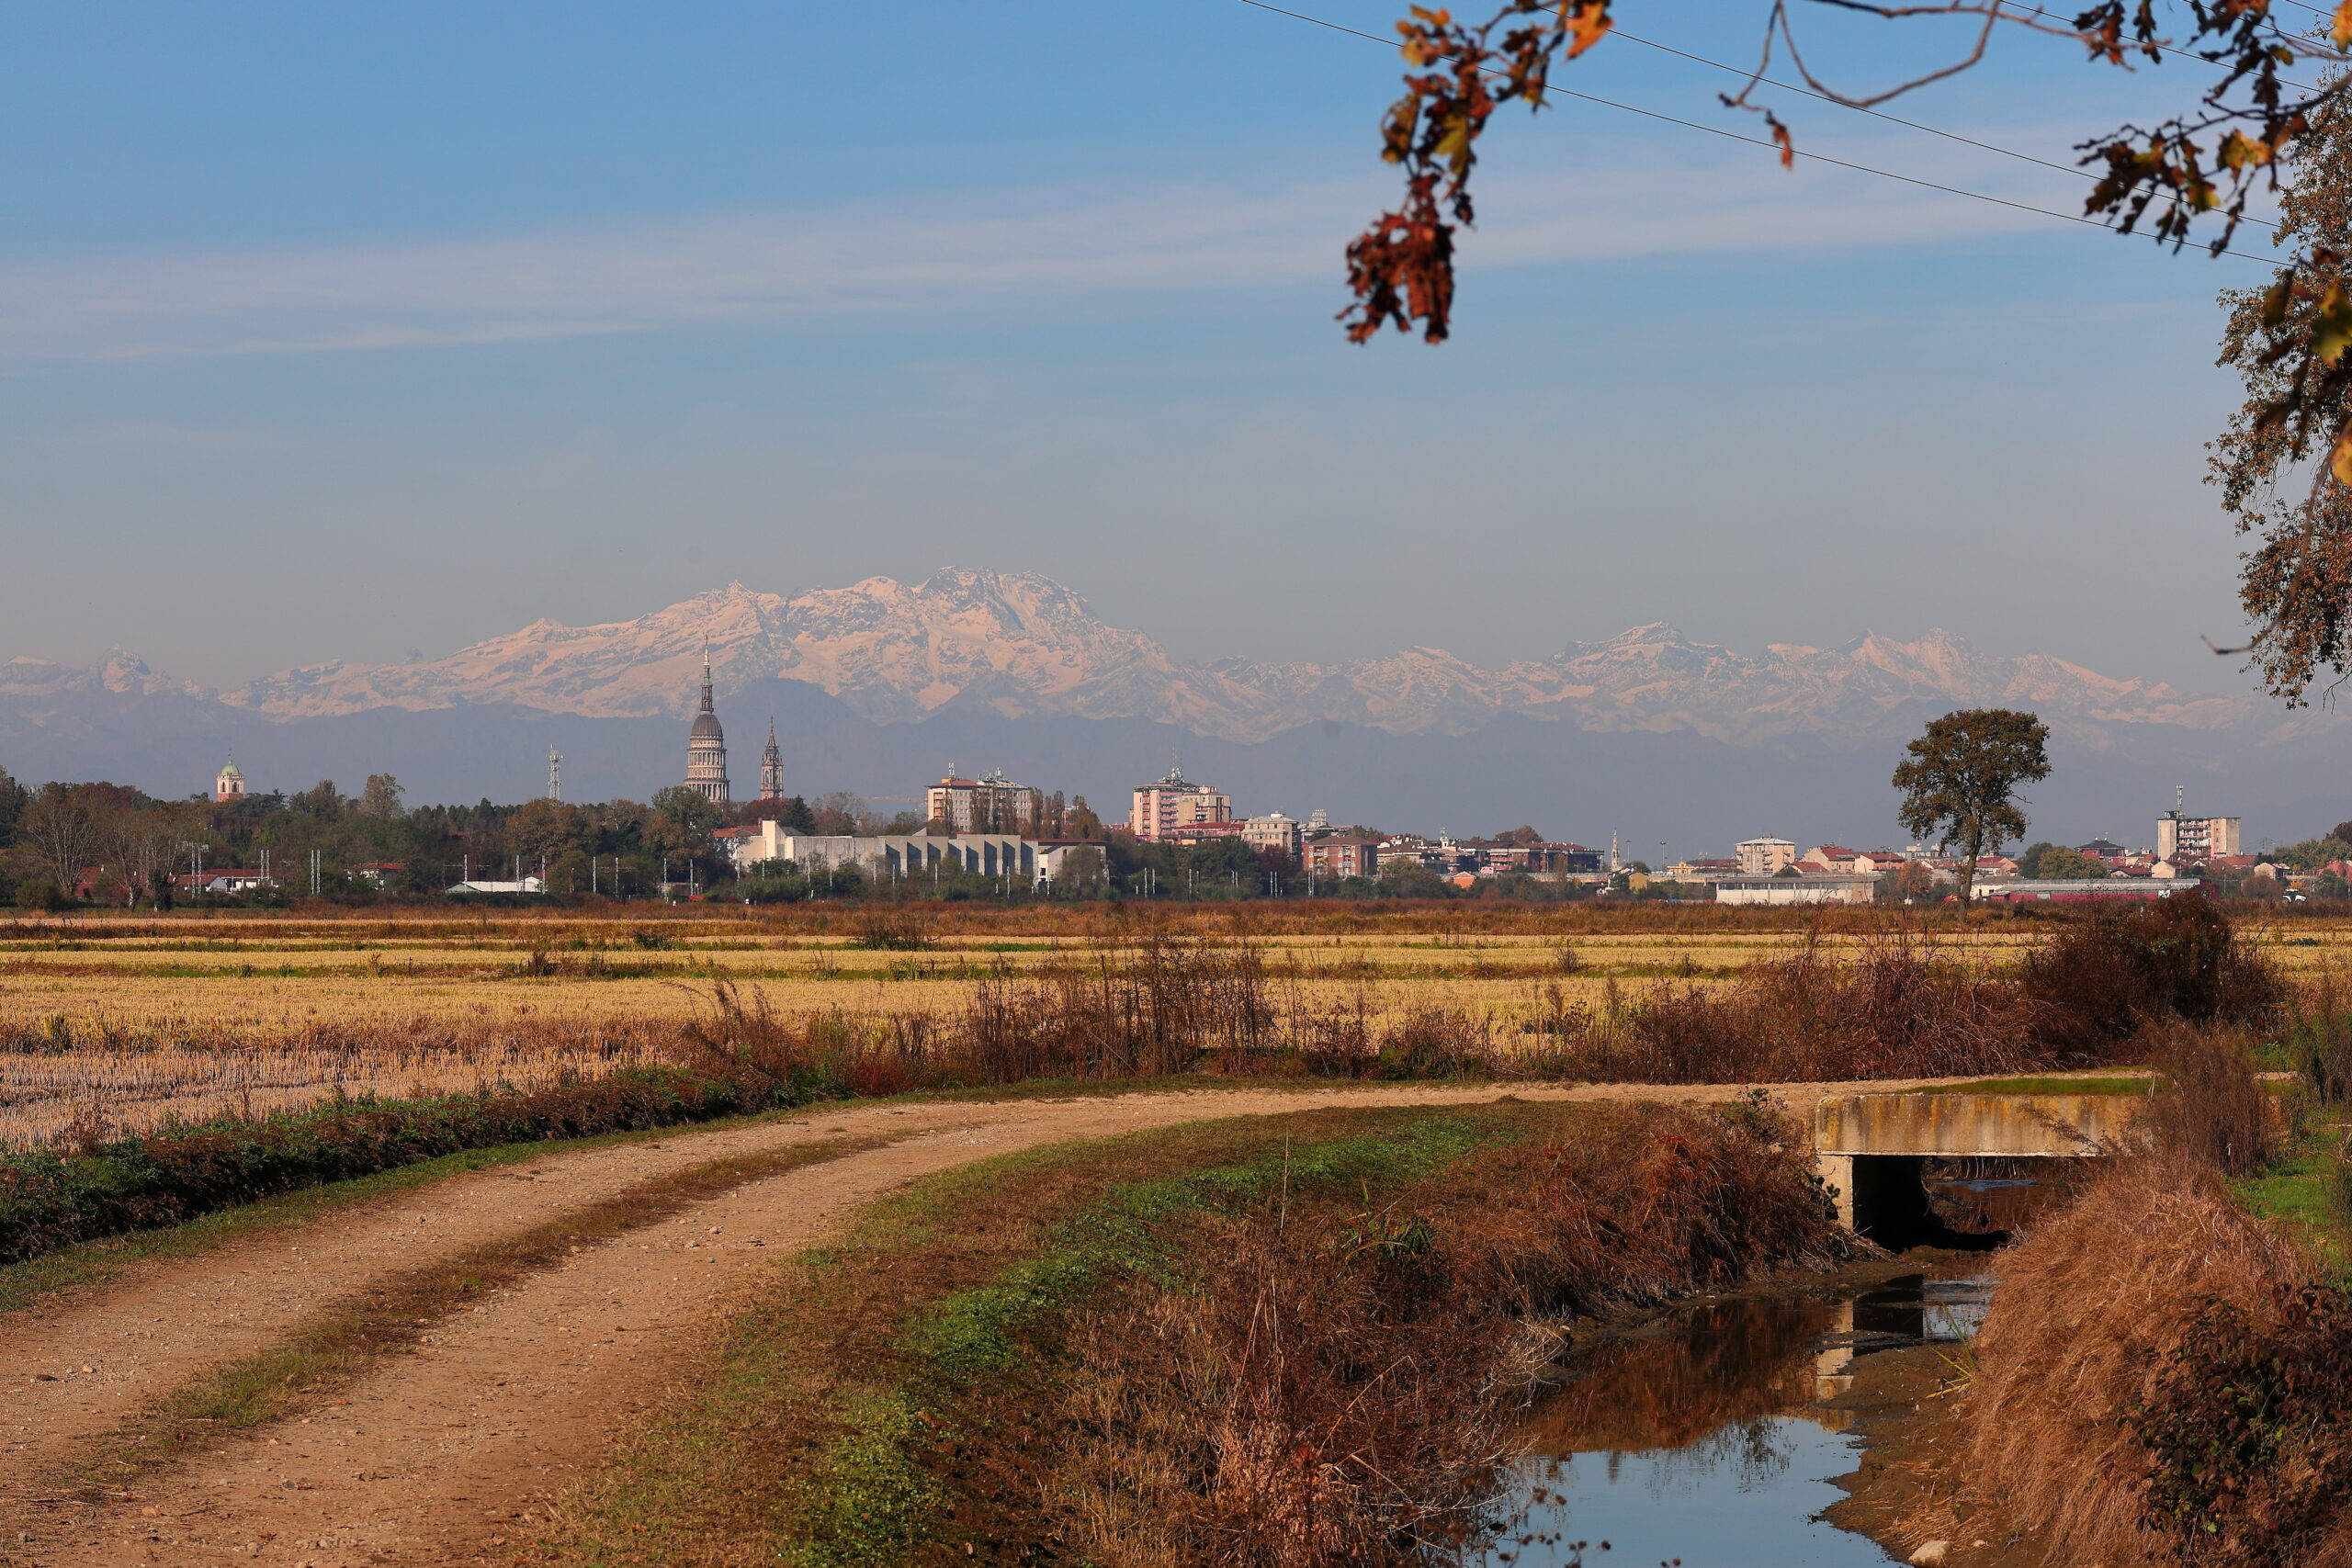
[1812,1091,2147,1232]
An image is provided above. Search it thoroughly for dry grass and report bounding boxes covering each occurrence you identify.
[1534,935,2061,1083]
[2141,1022,2294,1175]
[0,1011,676,1149]
[1965,1156,2316,1564]
[1046,1101,1854,1566]
[0,902,2322,1152]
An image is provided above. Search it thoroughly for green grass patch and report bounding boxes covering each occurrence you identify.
[2234,1130,2352,1274]
[1917,1075,2158,1096]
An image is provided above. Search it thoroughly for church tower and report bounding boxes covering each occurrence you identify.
[684,649,731,805]
[760,719,785,802]
[215,756,244,804]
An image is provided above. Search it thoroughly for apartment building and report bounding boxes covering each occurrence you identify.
[1302,837,1379,880]
[1129,765,1231,842]
[2156,809,2242,865]
[926,767,1043,834]
[1736,836,1799,876]
[1243,812,1303,860]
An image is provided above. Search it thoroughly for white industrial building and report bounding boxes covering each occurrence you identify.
[718,823,1050,884]
[1712,874,1878,907]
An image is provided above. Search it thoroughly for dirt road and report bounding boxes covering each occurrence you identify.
[0,1079,1903,1566]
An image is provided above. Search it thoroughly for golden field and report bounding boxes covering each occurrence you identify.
[2,904,2346,1150]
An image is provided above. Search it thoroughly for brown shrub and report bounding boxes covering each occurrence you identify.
[2141,1021,2292,1175]
[1555,934,2035,1084]
[666,943,1508,1096]
[2285,964,2352,1104]
[1964,1156,2312,1564]
[2018,894,2281,1062]
[2130,1287,2352,1567]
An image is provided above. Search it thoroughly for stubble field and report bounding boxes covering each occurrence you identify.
[2,902,2343,1150]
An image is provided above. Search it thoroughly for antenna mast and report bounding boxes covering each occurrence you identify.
[548,746,563,803]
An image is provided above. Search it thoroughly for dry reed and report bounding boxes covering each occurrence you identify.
[1540,934,2041,1083]
[1047,1101,1854,1565]
[1964,1156,2308,1563]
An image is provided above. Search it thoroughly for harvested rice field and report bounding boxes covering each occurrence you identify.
[2,904,2345,1151]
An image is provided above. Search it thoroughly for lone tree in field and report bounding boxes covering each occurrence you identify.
[1893,709,2051,907]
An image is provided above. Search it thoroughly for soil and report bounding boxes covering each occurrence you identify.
[1824,1344,2049,1568]
[0,1076,1958,1568]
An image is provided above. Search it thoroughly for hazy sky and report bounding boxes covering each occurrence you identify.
[0,1,2301,694]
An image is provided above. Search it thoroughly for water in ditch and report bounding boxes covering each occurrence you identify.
[1466,1260,1995,1568]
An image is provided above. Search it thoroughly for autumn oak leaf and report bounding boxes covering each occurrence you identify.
[1565,0,1611,60]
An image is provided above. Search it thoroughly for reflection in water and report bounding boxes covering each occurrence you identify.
[1923,1156,2088,1236]
[1469,1264,1990,1568]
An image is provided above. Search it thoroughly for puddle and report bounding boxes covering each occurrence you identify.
[1468,1261,1990,1568]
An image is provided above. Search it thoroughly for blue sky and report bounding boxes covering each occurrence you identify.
[0,1,2306,694]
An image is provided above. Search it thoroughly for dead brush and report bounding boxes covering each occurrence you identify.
[2285,964,2352,1105]
[851,907,937,952]
[1555,933,2033,1084]
[2140,1021,2291,1176]
[2018,894,2282,1063]
[1963,1155,2333,1567]
[1047,1102,1855,1566]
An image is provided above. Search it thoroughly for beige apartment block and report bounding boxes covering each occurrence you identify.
[1129,765,1231,841]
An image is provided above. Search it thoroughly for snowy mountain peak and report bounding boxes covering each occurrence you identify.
[172,570,2250,742]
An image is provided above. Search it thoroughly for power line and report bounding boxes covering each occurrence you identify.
[1233,0,2289,269]
[1604,23,2287,239]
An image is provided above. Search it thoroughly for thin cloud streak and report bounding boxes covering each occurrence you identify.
[0,142,2125,361]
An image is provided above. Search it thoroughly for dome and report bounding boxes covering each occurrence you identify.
[691,709,725,741]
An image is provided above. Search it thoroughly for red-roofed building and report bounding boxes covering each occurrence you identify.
[1800,845,1867,873]
[1303,838,1379,880]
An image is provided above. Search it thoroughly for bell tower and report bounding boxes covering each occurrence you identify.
[760,719,785,802]
[215,756,244,804]
[684,649,731,805]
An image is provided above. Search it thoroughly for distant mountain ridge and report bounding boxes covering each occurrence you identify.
[153,568,2249,745]
[4,570,2341,849]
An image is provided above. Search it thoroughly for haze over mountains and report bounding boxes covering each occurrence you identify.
[195,569,2242,740]
[3,570,2342,850]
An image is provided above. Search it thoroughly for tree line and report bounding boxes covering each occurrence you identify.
[0,769,776,908]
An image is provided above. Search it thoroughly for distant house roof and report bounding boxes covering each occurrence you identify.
[1804,845,1862,860]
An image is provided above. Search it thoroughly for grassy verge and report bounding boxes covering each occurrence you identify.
[0,1064,791,1264]
[1914,1074,2156,1095]
[2232,1122,2352,1272]
[44,1131,906,1500]
[548,1095,1851,1568]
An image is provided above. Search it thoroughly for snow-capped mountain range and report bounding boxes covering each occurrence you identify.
[3,568,2253,745]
